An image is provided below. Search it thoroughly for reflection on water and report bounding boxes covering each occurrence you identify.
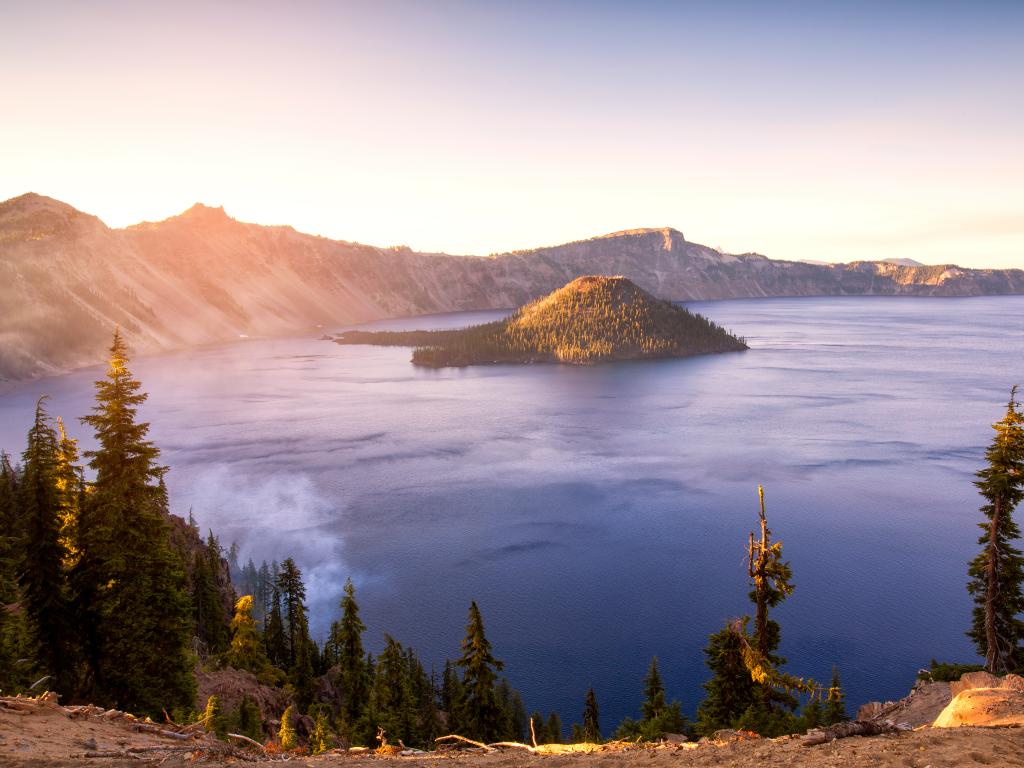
[1,295,1022,727]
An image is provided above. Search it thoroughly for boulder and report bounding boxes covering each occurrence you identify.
[950,671,1002,697]
[932,688,1024,728]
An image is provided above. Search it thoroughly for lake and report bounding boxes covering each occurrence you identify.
[1,295,1021,732]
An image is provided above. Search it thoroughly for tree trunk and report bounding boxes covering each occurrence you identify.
[984,495,1003,674]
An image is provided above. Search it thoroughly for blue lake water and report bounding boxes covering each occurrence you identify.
[2,295,1022,731]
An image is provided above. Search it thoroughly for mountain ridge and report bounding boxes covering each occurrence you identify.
[1,193,1022,381]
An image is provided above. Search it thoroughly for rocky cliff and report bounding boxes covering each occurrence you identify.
[2,193,1021,380]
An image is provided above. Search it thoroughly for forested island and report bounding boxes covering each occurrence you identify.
[334,276,748,367]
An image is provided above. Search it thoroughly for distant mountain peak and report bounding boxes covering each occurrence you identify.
[592,227,685,249]
[0,192,87,219]
[179,202,231,220]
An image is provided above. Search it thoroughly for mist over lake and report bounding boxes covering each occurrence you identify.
[2,295,1021,729]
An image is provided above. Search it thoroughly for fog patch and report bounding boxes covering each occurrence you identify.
[170,464,352,639]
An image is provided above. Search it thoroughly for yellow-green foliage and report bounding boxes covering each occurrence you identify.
[204,694,228,740]
[279,705,297,751]
[338,276,747,367]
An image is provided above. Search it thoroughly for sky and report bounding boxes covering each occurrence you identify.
[1,0,1022,267]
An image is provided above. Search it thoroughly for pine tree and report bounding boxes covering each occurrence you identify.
[290,612,317,713]
[369,635,416,744]
[967,386,1024,673]
[18,397,76,696]
[275,558,307,667]
[234,694,262,742]
[695,621,757,735]
[331,578,369,723]
[530,711,547,744]
[265,588,288,667]
[54,418,83,569]
[278,705,297,750]
[581,688,600,742]
[73,330,195,714]
[440,659,465,732]
[310,708,334,754]
[824,666,848,725]
[641,657,666,721]
[747,486,796,710]
[617,656,688,741]
[0,452,17,690]
[227,595,270,673]
[800,697,824,730]
[455,601,504,742]
[204,694,228,740]
[546,711,562,744]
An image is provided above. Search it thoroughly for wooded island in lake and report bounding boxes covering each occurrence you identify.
[334,275,748,367]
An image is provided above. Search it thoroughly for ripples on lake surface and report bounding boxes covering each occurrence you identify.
[2,296,1022,728]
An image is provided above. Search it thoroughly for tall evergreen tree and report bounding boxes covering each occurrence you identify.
[54,418,83,569]
[529,711,547,744]
[275,557,307,667]
[455,601,504,742]
[227,595,270,673]
[695,621,757,735]
[192,534,230,656]
[264,587,288,667]
[616,656,689,741]
[967,386,1024,673]
[73,329,195,714]
[290,611,317,713]
[0,452,17,690]
[581,688,600,742]
[328,578,369,723]
[546,711,563,744]
[18,398,76,695]
[747,486,796,710]
[824,666,848,725]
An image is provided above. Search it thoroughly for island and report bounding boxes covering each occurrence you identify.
[334,275,748,367]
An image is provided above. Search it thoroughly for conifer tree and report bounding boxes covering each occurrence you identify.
[455,601,505,742]
[204,694,228,740]
[582,688,600,742]
[824,666,848,725]
[227,595,270,673]
[695,622,757,734]
[310,708,334,754]
[265,588,288,667]
[290,612,317,713]
[530,711,547,744]
[18,397,76,696]
[192,536,230,657]
[440,659,465,732]
[278,705,297,750]
[800,697,824,730]
[369,635,416,744]
[967,386,1024,673]
[0,452,16,689]
[54,418,83,569]
[275,558,307,667]
[745,486,798,715]
[330,578,369,723]
[616,656,688,740]
[234,695,262,742]
[74,329,195,714]
[546,711,562,744]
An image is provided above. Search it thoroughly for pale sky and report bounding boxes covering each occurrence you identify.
[2,1,1022,267]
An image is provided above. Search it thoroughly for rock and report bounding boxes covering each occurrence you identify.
[1001,674,1024,692]
[710,729,760,743]
[662,733,688,743]
[857,702,885,721]
[950,671,1002,697]
[933,688,1024,728]
[856,682,951,728]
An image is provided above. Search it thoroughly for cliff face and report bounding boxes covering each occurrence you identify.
[1,193,1022,380]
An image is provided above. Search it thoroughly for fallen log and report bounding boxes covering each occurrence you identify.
[133,722,194,740]
[228,732,267,751]
[801,720,905,746]
[488,741,536,751]
[435,734,495,752]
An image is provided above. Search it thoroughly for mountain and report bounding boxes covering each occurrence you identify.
[335,275,748,366]
[1,193,1022,381]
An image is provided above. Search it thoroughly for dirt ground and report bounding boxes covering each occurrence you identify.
[3,696,1024,768]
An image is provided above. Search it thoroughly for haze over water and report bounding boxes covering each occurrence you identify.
[1,296,1021,729]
